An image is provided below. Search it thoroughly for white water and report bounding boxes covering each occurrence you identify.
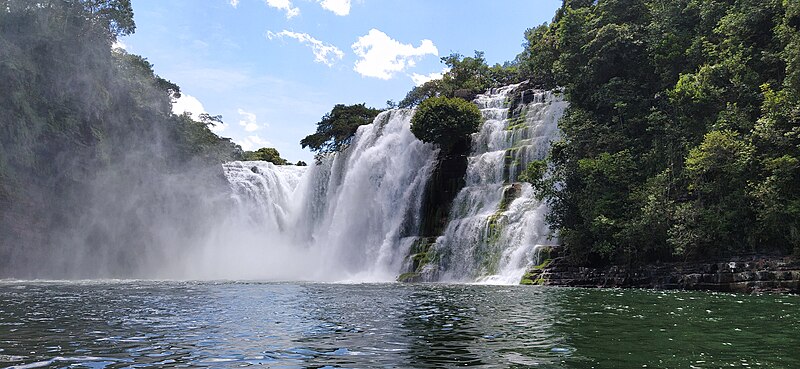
[217,110,437,282]
[431,85,567,284]
[219,85,565,284]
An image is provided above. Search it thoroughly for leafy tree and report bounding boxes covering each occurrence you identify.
[84,0,136,38]
[397,51,520,108]
[509,0,800,266]
[243,147,287,165]
[0,0,242,276]
[300,103,381,157]
[410,97,482,150]
[399,80,443,108]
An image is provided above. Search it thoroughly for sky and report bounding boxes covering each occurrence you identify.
[122,0,562,162]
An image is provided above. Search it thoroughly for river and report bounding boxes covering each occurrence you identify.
[1,281,798,368]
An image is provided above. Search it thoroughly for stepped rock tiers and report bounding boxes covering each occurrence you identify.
[224,83,566,283]
[531,255,800,294]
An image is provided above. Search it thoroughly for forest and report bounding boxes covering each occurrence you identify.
[2,0,799,273]
[0,0,242,275]
[309,0,800,267]
[519,0,800,266]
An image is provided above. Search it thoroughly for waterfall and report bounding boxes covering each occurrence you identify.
[220,110,437,282]
[222,161,307,234]
[220,85,565,284]
[426,84,567,284]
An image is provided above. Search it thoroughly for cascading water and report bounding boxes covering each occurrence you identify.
[424,84,567,284]
[221,110,437,282]
[220,84,565,284]
[223,161,307,234]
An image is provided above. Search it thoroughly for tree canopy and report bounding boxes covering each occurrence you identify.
[517,0,800,265]
[0,0,242,275]
[300,103,381,157]
[410,97,483,150]
[243,147,288,165]
[398,52,517,108]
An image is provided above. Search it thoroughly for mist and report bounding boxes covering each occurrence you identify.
[0,1,250,279]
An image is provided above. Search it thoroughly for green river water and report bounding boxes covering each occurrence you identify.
[0,281,797,368]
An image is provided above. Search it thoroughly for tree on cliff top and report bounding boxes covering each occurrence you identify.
[300,103,381,157]
[411,97,482,151]
[243,147,288,165]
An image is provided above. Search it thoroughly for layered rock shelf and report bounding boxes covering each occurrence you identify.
[532,256,800,294]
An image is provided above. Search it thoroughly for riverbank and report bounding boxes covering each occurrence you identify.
[531,256,800,294]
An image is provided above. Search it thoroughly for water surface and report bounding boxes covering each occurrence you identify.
[0,281,797,368]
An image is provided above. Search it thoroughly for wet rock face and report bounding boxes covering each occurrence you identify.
[538,256,800,294]
[417,137,471,237]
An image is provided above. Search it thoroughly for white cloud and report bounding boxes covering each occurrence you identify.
[229,0,239,7]
[237,108,265,132]
[351,29,438,80]
[237,135,272,151]
[172,93,228,133]
[172,93,206,117]
[265,0,300,18]
[267,30,344,66]
[318,0,350,15]
[112,39,127,50]
[410,68,450,86]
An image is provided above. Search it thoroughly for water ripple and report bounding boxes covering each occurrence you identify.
[0,282,798,368]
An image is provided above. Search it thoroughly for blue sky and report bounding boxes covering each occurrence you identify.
[122,0,562,162]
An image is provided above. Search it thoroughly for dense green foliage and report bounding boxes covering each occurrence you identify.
[389,0,800,266]
[516,0,800,265]
[398,52,517,108]
[242,147,288,165]
[299,103,381,158]
[410,97,483,150]
[0,0,241,275]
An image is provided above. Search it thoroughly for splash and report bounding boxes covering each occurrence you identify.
[222,85,566,284]
[417,85,567,284]
[216,110,437,282]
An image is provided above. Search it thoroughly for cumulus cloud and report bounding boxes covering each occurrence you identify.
[172,93,206,117]
[237,135,272,151]
[172,94,228,133]
[267,30,344,66]
[351,29,438,80]
[229,0,239,7]
[265,0,300,18]
[237,108,264,132]
[318,0,350,15]
[410,68,450,86]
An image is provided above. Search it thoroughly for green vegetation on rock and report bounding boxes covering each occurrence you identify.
[243,147,288,165]
[410,97,482,150]
[300,103,381,160]
[512,0,800,267]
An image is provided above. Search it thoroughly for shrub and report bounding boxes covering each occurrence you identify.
[410,97,482,150]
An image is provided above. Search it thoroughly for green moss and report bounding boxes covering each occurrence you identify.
[397,272,420,282]
[505,111,528,131]
[533,258,552,270]
[520,276,546,285]
[398,237,439,282]
[498,184,522,212]
[520,258,552,285]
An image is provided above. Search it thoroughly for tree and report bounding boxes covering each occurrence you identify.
[410,97,482,151]
[397,51,520,108]
[300,103,381,156]
[243,147,287,165]
[84,0,136,38]
[0,0,242,276]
